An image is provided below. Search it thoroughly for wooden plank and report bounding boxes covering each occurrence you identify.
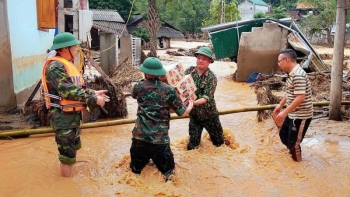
[25,81,41,107]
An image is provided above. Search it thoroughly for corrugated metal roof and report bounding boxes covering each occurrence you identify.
[91,9,124,23]
[201,18,269,33]
[250,0,268,6]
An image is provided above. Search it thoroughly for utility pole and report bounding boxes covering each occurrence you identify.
[330,0,347,120]
[220,0,225,24]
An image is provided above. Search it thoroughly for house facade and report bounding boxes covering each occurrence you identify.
[238,0,270,21]
[0,0,56,108]
[127,14,184,49]
[0,0,90,108]
[90,9,132,73]
[90,9,128,50]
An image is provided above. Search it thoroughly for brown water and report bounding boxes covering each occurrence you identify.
[1,62,350,197]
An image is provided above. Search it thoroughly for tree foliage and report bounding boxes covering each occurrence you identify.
[133,0,210,33]
[162,0,210,33]
[89,0,135,22]
[254,11,266,19]
[266,6,289,19]
[131,27,150,42]
[202,0,240,27]
[298,0,336,45]
[87,0,307,35]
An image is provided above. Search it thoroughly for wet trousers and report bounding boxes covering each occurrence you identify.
[279,116,312,161]
[130,138,174,177]
[187,115,225,150]
[55,127,82,165]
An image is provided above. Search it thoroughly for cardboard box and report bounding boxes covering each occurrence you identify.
[183,93,197,107]
[164,63,185,86]
[169,93,197,114]
[175,75,197,101]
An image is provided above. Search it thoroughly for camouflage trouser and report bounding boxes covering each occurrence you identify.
[187,115,225,150]
[130,138,174,178]
[55,128,82,165]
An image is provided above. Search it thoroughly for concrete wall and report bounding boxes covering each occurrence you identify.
[5,0,55,106]
[238,0,269,21]
[58,0,80,39]
[119,35,132,63]
[99,33,118,75]
[0,0,15,107]
[236,23,288,82]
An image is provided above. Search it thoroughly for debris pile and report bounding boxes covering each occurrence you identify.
[109,59,144,93]
[318,53,350,60]
[85,76,128,121]
[165,45,214,58]
[250,71,350,121]
[252,78,283,121]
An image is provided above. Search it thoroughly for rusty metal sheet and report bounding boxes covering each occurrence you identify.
[287,32,329,72]
[287,32,310,56]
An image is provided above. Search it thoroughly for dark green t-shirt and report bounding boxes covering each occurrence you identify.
[185,66,219,121]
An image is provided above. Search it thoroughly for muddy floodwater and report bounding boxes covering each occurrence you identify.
[1,55,350,197]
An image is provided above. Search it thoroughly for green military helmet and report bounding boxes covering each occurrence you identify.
[194,46,214,63]
[50,32,81,50]
[139,57,167,76]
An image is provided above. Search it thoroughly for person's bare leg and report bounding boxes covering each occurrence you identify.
[60,163,72,177]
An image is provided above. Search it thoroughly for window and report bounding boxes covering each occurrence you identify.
[64,0,73,8]
[36,0,58,29]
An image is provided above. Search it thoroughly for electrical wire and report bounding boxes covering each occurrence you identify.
[97,0,136,53]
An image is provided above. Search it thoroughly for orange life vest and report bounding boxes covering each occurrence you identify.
[42,56,86,112]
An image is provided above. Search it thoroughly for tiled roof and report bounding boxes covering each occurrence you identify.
[92,21,129,36]
[127,25,139,34]
[127,14,184,38]
[90,9,129,35]
[128,25,184,38]
[296,3,316,9]
[90,9,124,22]
[250,0,268,6]
[127,14,143,26]
[157,26,184,38]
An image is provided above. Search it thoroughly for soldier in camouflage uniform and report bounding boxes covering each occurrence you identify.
[184,47,225,150]
[42,32,109,177]
[130,57,193,182]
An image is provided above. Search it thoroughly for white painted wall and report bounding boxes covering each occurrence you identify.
[238,0,269,21]
[6,0,54,103]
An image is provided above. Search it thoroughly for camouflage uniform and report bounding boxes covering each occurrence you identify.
[130,78,186,177]
[184,66,225,150]
[45,61,97,165]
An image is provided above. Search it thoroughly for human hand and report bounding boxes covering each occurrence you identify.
[275,110,287,123]
[95,90,108,96]
[96,95,109,107]
[187,100,194,111]
[95,90,110,102]
[273,104,282,114]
